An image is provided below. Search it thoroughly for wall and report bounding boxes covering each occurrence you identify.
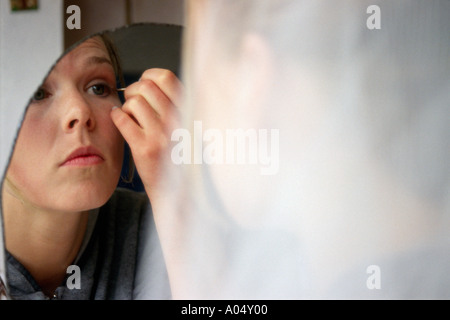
[63,0,185,49]
[132,0,185,26]
[0,0,64,294]
[0,0,64,187]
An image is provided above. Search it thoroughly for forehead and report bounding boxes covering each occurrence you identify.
[56,36,111,70]
[71,36,109,57]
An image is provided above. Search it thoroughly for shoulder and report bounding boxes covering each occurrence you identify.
[106,188,150,214]
[110,187,149,205]
[98,188,151,233]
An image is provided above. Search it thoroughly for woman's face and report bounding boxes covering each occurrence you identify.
[6,37,124,212]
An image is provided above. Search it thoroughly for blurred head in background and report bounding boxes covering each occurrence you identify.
[160,0,450,299]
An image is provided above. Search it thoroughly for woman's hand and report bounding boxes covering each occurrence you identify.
[110,68,183,199]
[111,69,187,296]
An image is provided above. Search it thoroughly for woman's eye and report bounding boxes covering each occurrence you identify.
[89,84,111,96]
[32,88,49,101]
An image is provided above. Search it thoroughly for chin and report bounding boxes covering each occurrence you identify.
[49,183,117,213]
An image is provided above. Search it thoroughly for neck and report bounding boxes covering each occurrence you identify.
[2,180,90,296]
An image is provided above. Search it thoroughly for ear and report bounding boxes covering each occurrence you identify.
[234,33,274,117]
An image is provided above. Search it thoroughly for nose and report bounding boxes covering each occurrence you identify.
[61,90,96,132]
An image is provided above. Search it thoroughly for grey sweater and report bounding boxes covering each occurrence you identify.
[5,188,171,300]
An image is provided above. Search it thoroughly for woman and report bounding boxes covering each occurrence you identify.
[2,33,181,299]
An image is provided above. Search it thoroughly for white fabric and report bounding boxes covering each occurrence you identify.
[154,0,450,299]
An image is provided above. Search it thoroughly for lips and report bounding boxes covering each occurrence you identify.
[60,146,104,167]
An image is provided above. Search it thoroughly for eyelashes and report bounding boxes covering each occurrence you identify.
[32,88,50,101]
[87,83,115,97]
[31,82,117,103]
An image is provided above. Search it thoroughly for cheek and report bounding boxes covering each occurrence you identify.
[98,110,121,138]
[5,113,57,204]
[8,111,55,172]
[95,108,124,160]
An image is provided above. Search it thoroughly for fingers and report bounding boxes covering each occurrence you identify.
[122,93,161,130]
[110,68,182,151]
[123,69,182,126]
[110,68,183,196]
[124,79,174,122]
[110,106,144,147]
[139,68,183,108]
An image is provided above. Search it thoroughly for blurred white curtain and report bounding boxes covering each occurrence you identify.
[137,0,450,299]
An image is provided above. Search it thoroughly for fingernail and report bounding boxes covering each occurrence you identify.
[112,106,119,110]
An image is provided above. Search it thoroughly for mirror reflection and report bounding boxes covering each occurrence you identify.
[1,23,182,300]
